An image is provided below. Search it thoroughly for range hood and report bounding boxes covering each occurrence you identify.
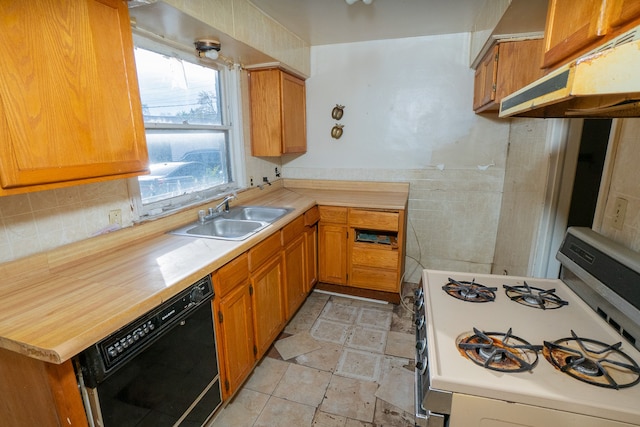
[500,25,640,118]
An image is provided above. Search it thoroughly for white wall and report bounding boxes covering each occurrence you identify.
[284,33,511,281]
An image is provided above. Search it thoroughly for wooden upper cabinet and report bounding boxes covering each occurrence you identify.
[249,68,306,156]
[473,39,545,113]
[542,0,640,69]
[0,0,148,196]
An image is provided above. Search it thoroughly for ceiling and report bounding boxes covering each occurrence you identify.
[249,0,489,46]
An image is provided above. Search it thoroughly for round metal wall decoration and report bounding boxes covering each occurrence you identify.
[331,124,344,139]
[331,104,344,120]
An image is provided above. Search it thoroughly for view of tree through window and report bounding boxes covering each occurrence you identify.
[134,47,231,205]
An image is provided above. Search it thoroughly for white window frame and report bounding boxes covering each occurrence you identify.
[128,31,246,221]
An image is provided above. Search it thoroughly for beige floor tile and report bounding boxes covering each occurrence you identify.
[375,367,415,414]
[319,375,378,423]
[312,411,347,427]
[380,355,413,382]
[346,326,387,353]
[356,307,393,330]
[311,318,352,344]
[373,398,415,427]
[320,301,359,324]
[385,330,415,359]
[208,388,269,427]
[272,363,332,406]
[253,396,315,427]
[274,331,322,360]
[335,348,383,382]
[344,419,374,427]
[244,357,289,394]
[295,341,343,372]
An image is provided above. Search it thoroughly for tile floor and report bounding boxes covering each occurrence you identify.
[208,287,418,427]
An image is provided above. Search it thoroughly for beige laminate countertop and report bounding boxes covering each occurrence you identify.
[0,181,408,364]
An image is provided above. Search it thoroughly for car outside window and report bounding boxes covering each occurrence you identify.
[133,46,235,213]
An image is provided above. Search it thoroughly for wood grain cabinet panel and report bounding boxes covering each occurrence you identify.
[249,68,306,156]
[542,0,640,69]
[283,234,306,319]
[0,0,148,195]
[213,281,255,400]
[318,223,349,284]
[250,254,285,359]
[473,39,545,113]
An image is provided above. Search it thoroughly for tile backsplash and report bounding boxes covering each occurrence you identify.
[0,180,133,263]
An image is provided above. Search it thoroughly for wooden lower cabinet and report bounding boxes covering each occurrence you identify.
[318,223,348,284]
[0,348,87,426]
[283,233,306,319]
[214,282,255,400]
[318,206,406,295]
[213,254,255,400]
[304,223,318,293]
[250,254,285,359]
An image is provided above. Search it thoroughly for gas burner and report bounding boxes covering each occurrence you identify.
[503,282,569,310]
[442,278,497,302]
[543,330,640,389]
[457,327,542,372]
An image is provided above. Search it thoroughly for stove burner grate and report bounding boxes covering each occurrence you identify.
[457,327,542,372]
[543,330,640,389]
[503,282,569,310]
[443,278,497,303]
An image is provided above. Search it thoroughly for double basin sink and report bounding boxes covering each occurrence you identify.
[170,206,293,240]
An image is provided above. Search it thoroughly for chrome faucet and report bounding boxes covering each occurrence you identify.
[214,193,237,213]
[198,192,237,223]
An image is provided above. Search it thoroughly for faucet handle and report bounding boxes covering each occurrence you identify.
[198,210,206,223]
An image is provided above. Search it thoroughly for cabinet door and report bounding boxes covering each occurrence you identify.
[304,224,318,292]
[214,283,255,399]
[251,255,285,358]
[542,0,608,68]
[610,0,640,27]
[0,0,148,194]
[283,234,306,319]
[281,72,306,154]
[318,224,348,284]
[473,45,498,111]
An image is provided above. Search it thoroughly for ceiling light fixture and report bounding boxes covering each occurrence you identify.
[195,38,221,60]
[345,0,373,4]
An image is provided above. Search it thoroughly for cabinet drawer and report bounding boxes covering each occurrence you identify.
[249,233,282,271]
[349,209,398,231]
[304,206,320,226]
[319,206,347,224]
[281,215,305,246]
[351,247,398,270]
[215,253,249,297]
[350,266,398,292]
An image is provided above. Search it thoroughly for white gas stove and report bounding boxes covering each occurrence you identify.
[415,227,640,427]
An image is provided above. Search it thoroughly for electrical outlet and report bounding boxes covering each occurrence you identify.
[612,197,627,230]
[109,209,122,226]
[250,176,254,186]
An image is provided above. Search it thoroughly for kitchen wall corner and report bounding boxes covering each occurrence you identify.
[597,118,640,250]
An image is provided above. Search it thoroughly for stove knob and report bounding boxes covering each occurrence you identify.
[414,297,424,311]
[416,358,428,375]
[416,338,427,354]
[414,288,424,299]
[414,315,425,330]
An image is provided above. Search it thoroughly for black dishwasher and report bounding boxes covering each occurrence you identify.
[76,276,222,427]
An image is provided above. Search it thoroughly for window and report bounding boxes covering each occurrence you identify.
[133,44,239,216]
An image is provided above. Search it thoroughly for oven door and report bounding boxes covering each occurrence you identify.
[78,302,221,426]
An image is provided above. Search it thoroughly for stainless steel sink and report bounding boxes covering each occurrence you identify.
[226,206,293,222]
[169,206,293,240]
[183,218,265,239]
